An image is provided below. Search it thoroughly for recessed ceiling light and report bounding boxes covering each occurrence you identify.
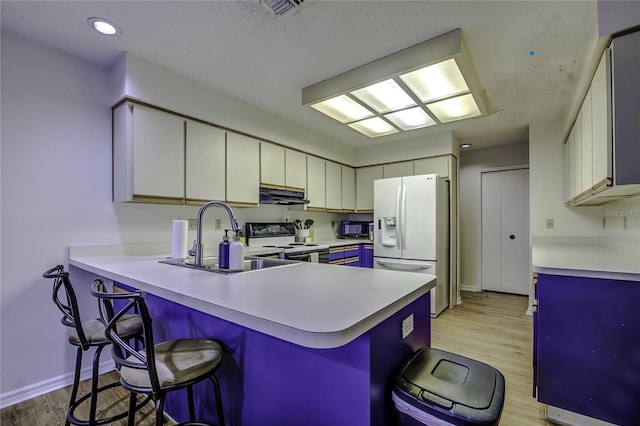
[460,143,472,149]
[87,17,122,36]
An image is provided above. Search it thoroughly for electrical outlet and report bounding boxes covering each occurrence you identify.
[215,219,222,230]
[401,314,414,339]
[545,218,554,229]
[187,219,197,231]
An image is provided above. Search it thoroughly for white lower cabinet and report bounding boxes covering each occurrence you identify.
[226,133,260,206]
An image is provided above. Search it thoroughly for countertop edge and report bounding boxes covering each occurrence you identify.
[531,238,640,281]
[69,245,435,349]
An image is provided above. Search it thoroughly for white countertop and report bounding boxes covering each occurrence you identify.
[532,237,640,281]
[69,244,435,349]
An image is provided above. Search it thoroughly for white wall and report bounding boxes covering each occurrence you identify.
[116,53,355,165]
[600,197,640,245]
[529,120,603,239]
[1,31,121,399]
[353,130,458,167]
[0,31,345,404]
[458,143,529,290]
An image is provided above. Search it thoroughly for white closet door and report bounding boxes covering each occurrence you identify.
[481,172,502,292]
[499,169,529,294]
[481,169,529,295]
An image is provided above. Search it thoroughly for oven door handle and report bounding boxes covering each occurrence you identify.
[287,253,312,262]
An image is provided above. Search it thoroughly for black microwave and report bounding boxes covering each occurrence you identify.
[340,221,372,239]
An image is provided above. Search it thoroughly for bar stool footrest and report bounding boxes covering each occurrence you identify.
[68,381,152,426]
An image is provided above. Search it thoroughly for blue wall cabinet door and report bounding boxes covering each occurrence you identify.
[536,274,640,424]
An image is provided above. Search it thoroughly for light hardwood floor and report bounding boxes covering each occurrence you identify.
[431,290,553,425]
[2,291,551,425]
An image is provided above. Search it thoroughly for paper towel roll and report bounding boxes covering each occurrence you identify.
[171,220,188,259]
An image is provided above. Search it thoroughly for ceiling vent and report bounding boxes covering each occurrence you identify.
[261,0,304,16]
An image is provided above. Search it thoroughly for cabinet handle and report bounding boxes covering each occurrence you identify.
[509,234,515,240]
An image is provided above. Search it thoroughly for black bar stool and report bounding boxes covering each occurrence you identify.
[43,265,149,425]
[91,279,226,426]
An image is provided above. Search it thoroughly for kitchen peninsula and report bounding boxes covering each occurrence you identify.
[69,244,436,426]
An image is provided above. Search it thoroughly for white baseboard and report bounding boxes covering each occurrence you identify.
[546,405,617,426]
[459,285,480,293]
[0,360,115,409]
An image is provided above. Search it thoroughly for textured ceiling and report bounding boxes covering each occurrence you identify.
[1,0,600,150]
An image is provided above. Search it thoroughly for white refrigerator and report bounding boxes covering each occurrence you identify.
[373,174,449,317]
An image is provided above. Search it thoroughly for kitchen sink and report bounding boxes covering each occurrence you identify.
[159,256,300,274]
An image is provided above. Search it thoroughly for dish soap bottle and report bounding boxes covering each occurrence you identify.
[218,230,231,269]
[229,231,244,271]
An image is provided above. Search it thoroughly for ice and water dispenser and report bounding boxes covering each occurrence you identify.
[379,217,397,247]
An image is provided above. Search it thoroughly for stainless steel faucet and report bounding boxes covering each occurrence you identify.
[190,201,238,266]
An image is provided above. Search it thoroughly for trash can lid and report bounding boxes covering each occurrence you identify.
[396,348,498,410]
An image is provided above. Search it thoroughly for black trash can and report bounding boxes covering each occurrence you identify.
[392,348,505,426]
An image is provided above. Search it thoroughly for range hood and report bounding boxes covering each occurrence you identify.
[259,187,310,205]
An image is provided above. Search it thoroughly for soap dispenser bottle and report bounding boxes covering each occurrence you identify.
[218,230,231,269]
[229,231,245,271]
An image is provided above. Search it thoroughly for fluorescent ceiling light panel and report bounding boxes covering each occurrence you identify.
[302,29,489,138]
[310,95,373,123]
[427,94,481,123]
[348,117,398,137]
[351,79,416,113]
[400,58,469,103]
[384,107,436,130]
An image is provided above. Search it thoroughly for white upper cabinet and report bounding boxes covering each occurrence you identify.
[285,149,307,191]
[356,165,383,212]
[580,89,593,194]
[227,132,260,206]
[383,161,414,178]
[341,166,356,212]
[113,103,185,203]
[572,109,583,199]
[325,161,342,211]
[185,120,226,203]
[260,142,285,188]
[590,53,611,187]
[307,155,326,210]
[413,156,450,179]
[566,31,640,206]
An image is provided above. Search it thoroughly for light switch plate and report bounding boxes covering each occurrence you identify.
[402,314,414,339]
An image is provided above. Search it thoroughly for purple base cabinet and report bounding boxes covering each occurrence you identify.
[118,283,430,426]
[535,274,640,425]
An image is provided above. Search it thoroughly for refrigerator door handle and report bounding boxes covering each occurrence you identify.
[400,184,407,250]
[395,185,403,249]
[375,258,434,272]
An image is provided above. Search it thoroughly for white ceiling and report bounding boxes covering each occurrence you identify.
[1,0,599,150]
